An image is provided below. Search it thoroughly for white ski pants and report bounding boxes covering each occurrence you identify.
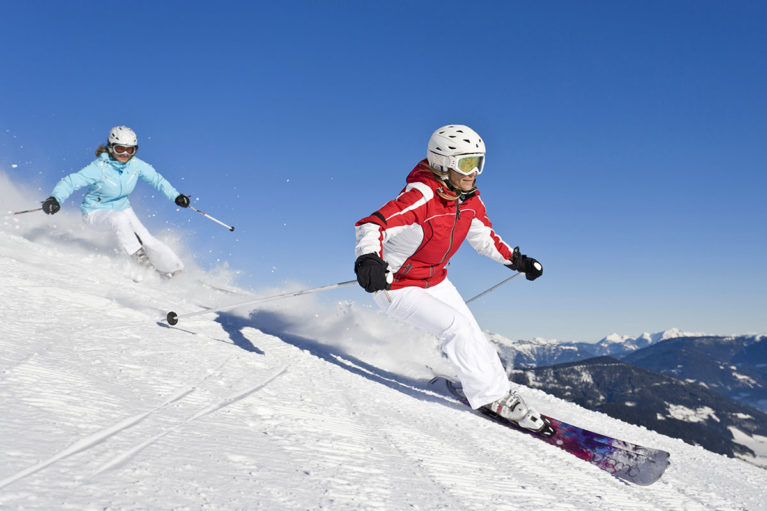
[84,207,184,274]
[373,278,510,409]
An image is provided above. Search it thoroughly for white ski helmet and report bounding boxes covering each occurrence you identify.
[108,125,138,147]
[427,124,486,175]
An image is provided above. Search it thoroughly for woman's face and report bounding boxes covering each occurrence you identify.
[114,152,132,163]
[447,169,477,192]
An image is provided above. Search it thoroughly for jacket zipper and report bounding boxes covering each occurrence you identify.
[436,199,461,272]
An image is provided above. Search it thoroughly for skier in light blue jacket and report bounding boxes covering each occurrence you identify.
[42,126,190,276]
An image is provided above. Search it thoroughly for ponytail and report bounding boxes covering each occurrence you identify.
[95,144,109,157]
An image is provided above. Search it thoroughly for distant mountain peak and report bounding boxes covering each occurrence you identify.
[595,328,710,353]
[601,333,631,345]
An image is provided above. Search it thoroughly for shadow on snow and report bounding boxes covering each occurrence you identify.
[213,313,265,355]
[214,309,457,409]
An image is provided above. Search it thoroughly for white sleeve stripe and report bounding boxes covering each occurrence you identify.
[406,181,433,199]
[466,217,510,264]
[355,223,384,257]
[386,182,433,220]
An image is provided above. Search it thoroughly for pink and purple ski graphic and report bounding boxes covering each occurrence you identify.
[442,379,670,485]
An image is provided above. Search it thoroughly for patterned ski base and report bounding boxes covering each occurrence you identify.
[443,379,670,486]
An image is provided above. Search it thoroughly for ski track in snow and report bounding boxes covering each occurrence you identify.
[0,353,244,490]
[1,210,767,510]
[90,365,287,478]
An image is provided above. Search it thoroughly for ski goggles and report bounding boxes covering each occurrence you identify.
[449,153,485,176]
[111,144,137,155]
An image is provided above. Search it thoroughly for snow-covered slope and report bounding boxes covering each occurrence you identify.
[2,180,766,509]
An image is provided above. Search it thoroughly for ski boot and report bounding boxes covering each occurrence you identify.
[159,269,183,280]
[486,390,552,434]
[131,247,153,268]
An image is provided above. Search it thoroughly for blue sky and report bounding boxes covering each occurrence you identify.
[2,1,765,342]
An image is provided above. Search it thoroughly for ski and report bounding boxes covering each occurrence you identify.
[440,378,670,486]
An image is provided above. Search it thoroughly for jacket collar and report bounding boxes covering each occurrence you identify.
[99,152,130,173]
[407,159,478,202]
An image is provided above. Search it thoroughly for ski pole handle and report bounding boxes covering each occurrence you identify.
[11,207,43,215]
[188,205,235,232]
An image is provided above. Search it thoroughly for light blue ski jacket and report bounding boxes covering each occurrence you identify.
[51,153,180,214]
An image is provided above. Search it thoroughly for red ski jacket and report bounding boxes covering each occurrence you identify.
[355,159,514,290]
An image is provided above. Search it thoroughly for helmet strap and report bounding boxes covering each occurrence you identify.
[436,180,477,202]
[426,163,477,201]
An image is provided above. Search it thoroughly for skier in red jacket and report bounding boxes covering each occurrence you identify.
[354,124,545,431]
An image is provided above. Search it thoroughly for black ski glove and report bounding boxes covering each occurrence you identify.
[42,196,60,215]
[175,194,190,208]
[506,246,543,281]
[354,253,391,293]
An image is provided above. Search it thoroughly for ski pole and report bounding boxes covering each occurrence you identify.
[165,280,357,325]
[188,205,235,232]
[10,207,43,215]
[465,272,523,304]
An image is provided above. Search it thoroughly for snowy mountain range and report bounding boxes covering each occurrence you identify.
[491,328,709,368]
[621,334,767,413]
[491,329,767,413]
[2,172,766,509]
